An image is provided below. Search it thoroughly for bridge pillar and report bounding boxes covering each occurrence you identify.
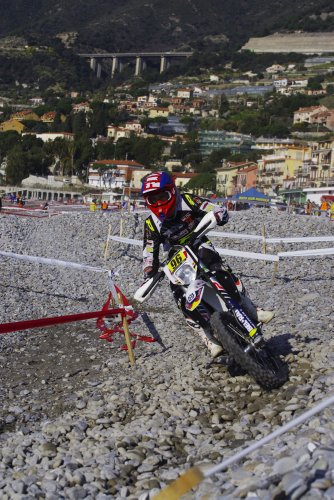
[96,63,102,78]
[135,56,143,76]
[111,56,119,77]
[160,56,170,73]
[90,57,97,71]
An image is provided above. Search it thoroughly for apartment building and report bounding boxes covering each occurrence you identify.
[88,160,146,189]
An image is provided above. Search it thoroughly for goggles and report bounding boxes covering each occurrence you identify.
[145,190,172,207]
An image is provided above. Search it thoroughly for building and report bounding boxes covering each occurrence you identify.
[148,107,169,119]
[130,169,153,190]
[199,130,254,157]
[11,109,40,121]
[253,137,302,150]
[174,172,198,189]
[216,161,252,197]
[124,121,144,135]
[88,159,146,189]
[40,111,57,123]
[72,102,92,114]
[257,146,312,195]
[176,88,193,100]
[302,186,334,204]
[107,125,131,141]
[22,132,74,142]
[235,164,258,194]
[0,118,26,133]
[293,105,328,124]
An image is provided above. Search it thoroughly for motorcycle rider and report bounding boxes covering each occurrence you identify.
[141,171,274,358]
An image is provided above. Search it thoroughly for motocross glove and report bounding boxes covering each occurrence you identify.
[213,206,229,226]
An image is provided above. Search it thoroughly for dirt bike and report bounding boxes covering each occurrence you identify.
[134,211,289,390]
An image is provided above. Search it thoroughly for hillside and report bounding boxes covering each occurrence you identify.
[0,0,334,52]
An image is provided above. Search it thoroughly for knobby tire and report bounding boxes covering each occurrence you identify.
[211,312,289,390]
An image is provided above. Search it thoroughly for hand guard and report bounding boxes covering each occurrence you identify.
[213,206,229,226]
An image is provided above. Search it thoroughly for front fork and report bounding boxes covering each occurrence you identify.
[205,269,264,348]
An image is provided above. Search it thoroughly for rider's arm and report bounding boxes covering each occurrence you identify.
[184,193,229,226]
[143,216,162,278]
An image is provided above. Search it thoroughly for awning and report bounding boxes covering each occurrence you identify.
[321,195,334,202]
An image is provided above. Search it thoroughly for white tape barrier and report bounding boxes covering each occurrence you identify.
[210,231,263,241]
[268,236,334,244]
[0,250,108,273]
[216,247,279,262]
[204,392,334,479]
[209,231,334,244]
[109,236,277,261]
[110,235,142,247]
[278,247,334,258]
[109,236,334,261]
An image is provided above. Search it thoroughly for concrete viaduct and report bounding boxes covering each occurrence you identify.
[2,186,81,202]
[78,51,193,78]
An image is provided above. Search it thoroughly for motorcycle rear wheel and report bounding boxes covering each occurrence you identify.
[211,312,289,390]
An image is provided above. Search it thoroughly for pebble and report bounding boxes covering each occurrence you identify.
[0,208,333,498]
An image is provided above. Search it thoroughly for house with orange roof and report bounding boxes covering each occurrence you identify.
[235,164,258,194]
[11,109,40,121]
[72,102,92,114]
[293,105,328,124]
[40,111,57,123]
[148,107,170,119]
[0,118,26,134]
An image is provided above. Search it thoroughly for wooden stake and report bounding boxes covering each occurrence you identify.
[117,292,136,365]
[103,224,112,261]
[271,243,282,286]
[262,224,267,254]
[119,215,123,237]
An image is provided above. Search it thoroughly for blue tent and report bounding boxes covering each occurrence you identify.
[233,188,270,203]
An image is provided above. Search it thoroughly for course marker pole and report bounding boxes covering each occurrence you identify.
[117,291,136,365]
[262,224,267,258]
[154,393,334,499]
[153,466,204,500]
[104,224,112,260]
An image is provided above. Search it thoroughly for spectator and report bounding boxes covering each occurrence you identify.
[329,202,334,221]
[305,200,312,215]
[320,199,329,217]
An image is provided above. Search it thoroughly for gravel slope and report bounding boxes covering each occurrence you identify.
[0,208,334,499]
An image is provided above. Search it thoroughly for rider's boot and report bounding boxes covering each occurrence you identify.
[185,318,224,358]
[240,295,275,324]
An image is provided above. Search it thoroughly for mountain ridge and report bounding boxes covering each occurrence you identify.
[0,0,334,53]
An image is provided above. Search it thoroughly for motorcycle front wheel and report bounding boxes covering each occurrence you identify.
[211,312,289,390]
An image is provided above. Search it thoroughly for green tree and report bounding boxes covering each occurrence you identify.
[6,145,28,184]
[218,95,230,117]
[184,173,216,194]
[72,112,88,136]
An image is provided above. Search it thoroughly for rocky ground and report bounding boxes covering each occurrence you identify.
[0,207,334,499]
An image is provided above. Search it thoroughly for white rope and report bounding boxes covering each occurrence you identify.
[110,235,142,247]
[268,236,334,244]
[109,236,334,261]
[209,231,263,241]
[0,250,108,273]
[204,392,334,478]
[278,247,334,257]
[216,247,279,262]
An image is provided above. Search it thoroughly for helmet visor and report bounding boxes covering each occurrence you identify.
[146,190,171,206]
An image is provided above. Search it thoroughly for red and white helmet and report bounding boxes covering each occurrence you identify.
[142,172,177,220]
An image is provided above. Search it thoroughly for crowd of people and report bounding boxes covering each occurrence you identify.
[303,199,334,219]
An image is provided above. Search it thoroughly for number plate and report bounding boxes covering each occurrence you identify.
[167,250,186,272]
